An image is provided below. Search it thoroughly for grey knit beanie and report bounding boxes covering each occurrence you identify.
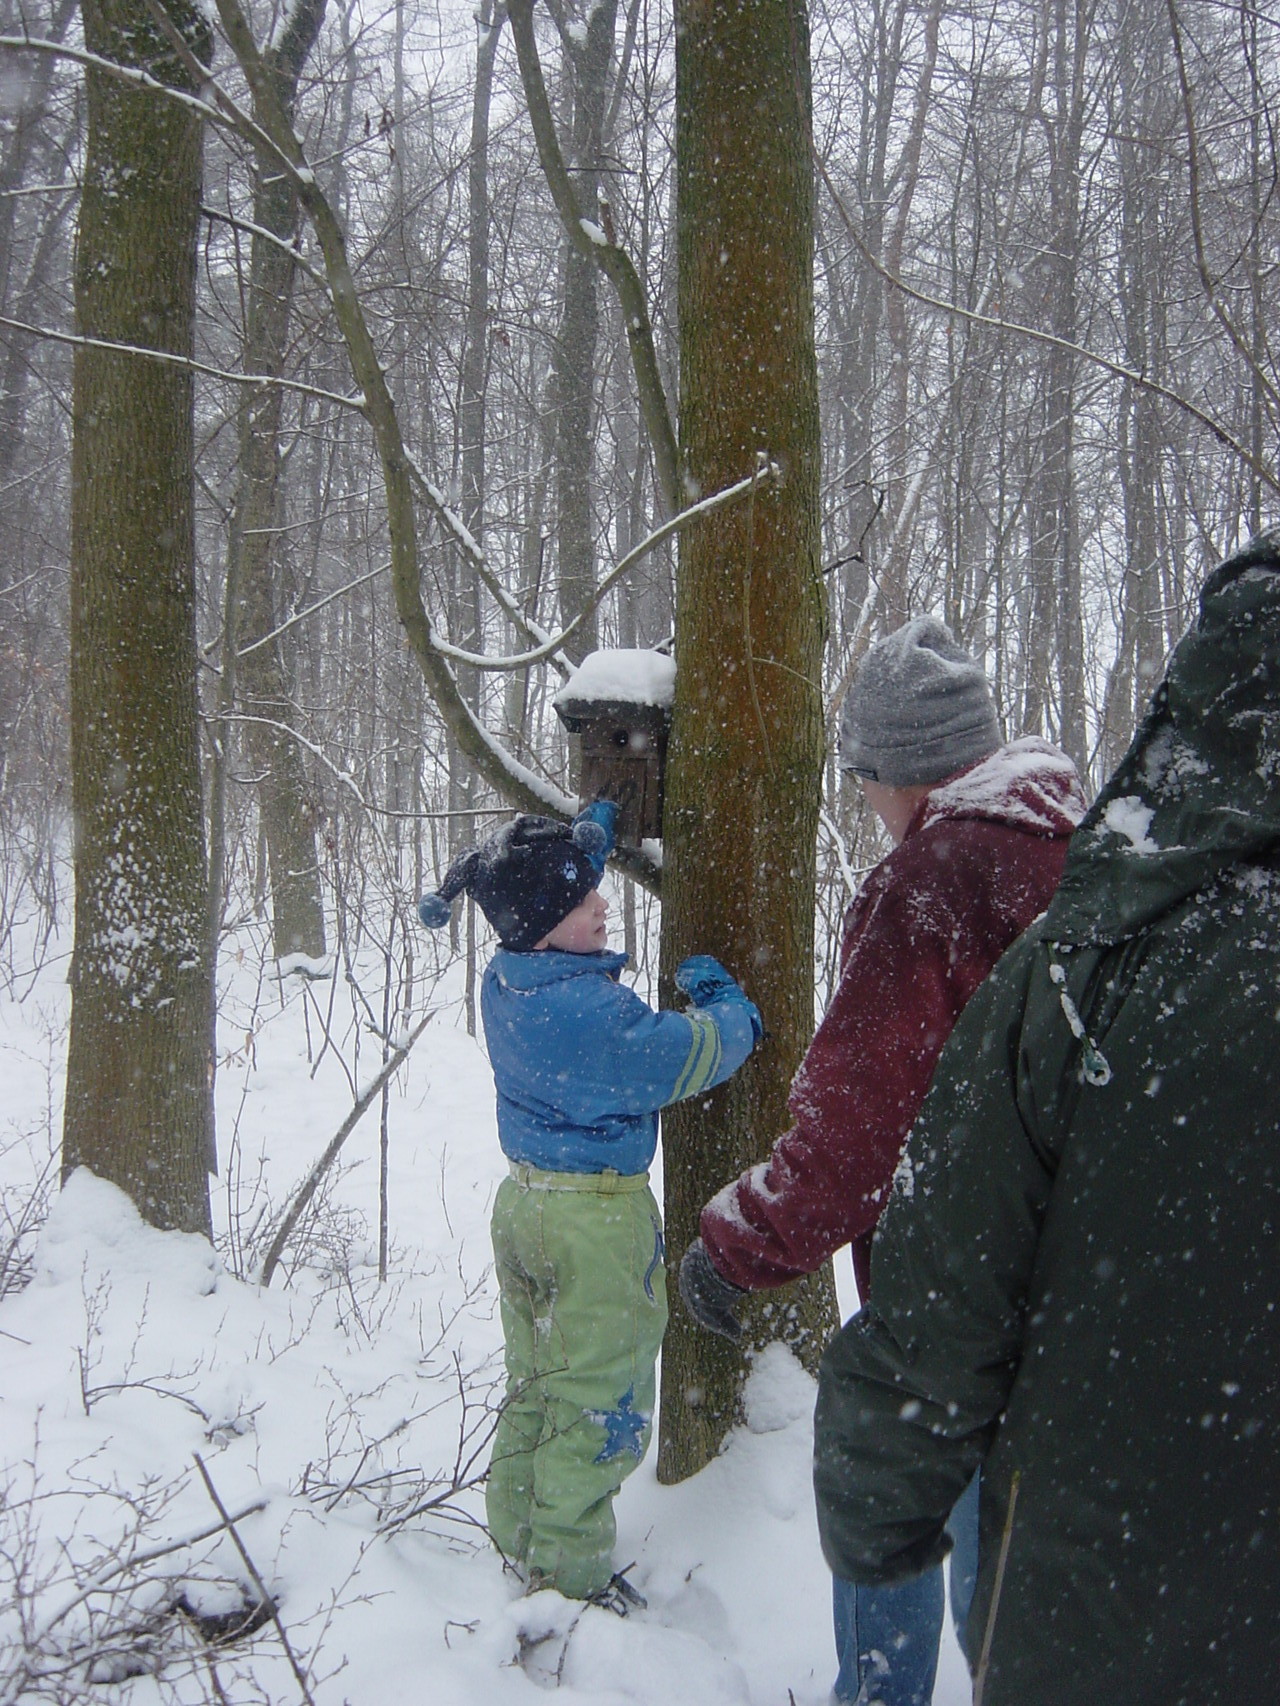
[839,616,1000,786]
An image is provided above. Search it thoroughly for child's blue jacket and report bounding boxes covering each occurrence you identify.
[481,947,756,1175]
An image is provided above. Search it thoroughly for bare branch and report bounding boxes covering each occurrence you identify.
[259,1011,436,1287]
[814,151,1280,497]
[507,0,681,513]
[428,461,781,672]
[235,564,390,659]
[0,312,364,411]
[191,1455,316,1706]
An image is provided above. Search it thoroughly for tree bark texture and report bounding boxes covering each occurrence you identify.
[64,0,213,1235]
[659,0,836,1484]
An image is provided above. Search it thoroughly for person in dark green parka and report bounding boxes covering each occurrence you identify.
[814,529,1280,1705]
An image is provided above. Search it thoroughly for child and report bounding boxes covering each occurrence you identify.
[419,801,761,1611]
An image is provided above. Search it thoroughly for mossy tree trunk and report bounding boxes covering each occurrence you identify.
[63,0,213,1235]
[658,0,838,1484]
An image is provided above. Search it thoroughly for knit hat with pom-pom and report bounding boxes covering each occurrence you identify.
[417,805,613,952]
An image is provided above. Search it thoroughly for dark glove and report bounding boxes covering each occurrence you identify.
[679,1237,748,1341]
[675,955,764,1043]
[572,798,618,873]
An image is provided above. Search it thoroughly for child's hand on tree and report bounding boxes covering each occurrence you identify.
[675,956,764,1042]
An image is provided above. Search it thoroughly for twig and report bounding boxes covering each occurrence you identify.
[259,1010,436,1286]
[204,1652,234,1706]
[818,808,862,900]
[0,1497,269,1706]
[191,1454,316,1706]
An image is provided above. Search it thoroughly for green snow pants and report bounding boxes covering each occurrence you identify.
[486,1165,668,1598]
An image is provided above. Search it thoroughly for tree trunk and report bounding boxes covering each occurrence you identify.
[550,0,619,660]
[215,0,328,965]
[1025,0,1088,773]
[1103,0,1167,774]
[64,0,213,1235]
[451,0,502,1034]
[659,0,835,1485]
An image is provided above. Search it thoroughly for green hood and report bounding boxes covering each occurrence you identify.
[1042,528,1280,946]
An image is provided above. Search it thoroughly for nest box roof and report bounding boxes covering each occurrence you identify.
[553,648,677,714]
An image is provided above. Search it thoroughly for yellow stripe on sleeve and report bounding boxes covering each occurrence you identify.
[673,1010,724,1101]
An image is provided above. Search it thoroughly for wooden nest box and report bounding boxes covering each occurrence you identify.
[553,649,676,845]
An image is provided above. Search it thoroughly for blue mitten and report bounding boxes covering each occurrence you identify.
[675,955,764,1043]
[674,954,737,1005]
[572,798,618,874]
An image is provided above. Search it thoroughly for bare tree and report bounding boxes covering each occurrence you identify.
[63,0,214,1235]
[211,0,330,967]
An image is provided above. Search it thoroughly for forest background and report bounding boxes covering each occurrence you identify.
[0,0,1277,1690]
[5,0,1277,999]
[3,0,1279,1376]
[4,0,1280,1455]
[4,0,1276,971]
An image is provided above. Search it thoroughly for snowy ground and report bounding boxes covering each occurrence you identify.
[0,899,970,1704]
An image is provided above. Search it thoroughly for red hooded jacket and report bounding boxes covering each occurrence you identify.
[700,738,1086,1300]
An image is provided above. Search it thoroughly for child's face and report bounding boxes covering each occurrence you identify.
[537,888,609,954]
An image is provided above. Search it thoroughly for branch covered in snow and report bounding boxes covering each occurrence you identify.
[200,202,330,294]
[422,462,781,672]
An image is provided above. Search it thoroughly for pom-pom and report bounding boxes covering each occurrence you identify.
[418,892,452,929]
[424,846,481,926]
[572,817,608,856]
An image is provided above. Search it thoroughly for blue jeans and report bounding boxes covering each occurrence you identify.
[831,1473,980,1706]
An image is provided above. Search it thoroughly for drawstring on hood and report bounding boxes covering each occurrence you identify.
[1047,950,1112,1087]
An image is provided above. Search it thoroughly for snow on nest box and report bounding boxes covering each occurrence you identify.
[554,649,676,844]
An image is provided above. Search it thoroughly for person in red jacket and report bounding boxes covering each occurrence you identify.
[680,616,1086,1706]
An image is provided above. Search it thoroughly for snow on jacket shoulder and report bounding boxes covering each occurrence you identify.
[482,947,757,1175]
[701,738,1086,1295]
